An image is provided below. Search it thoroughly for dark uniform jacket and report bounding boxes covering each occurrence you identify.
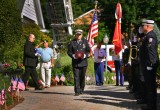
[23,40,38,67]
[67,38,90,67]
[142,30,159,67]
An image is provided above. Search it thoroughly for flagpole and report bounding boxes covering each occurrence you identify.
[4,82,7,110]
[94,0,98,42]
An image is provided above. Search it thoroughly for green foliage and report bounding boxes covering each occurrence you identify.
[104,72,116,84]
[86,57,94,77]
[0,0,22,63]
[51,52,95,86]
[0,0,22,48]
[72,0,94,18]
[51,53,74,85]
[71,0,160,39]
[0,74,12,106]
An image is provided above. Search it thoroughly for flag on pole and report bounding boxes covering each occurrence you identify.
[8,77,17,92]
[112,3,122,55]
[0,89,5,105]
[55,75,60,82]
[60,74,65,82]
[17,78,25,91]
[87,9,98,54]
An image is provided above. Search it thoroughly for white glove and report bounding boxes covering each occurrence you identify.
[83,54,86,59]
[86,76,90,81]
[147,66,152,70]
[128,62,131,66]
[35,53,41,57]
[72,54,77,59]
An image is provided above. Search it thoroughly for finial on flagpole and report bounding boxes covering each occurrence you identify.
[94,0,98,9]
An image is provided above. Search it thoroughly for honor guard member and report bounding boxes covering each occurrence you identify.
[127,29,140,94]
[67,29,90,96]
[135,20,148,104]
[141,20,159,110]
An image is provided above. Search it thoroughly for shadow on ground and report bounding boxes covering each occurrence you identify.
[33,87,160,110]
[76,90,139,110]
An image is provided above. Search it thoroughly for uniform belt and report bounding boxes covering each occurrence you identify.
[42,60,51,63]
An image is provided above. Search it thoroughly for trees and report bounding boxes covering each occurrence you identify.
[0,0,22,62]
[72,0,160,40]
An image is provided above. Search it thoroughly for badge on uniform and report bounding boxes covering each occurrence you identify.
[148,38,153,47]
[149,38,153,43]
[83,44,86,48]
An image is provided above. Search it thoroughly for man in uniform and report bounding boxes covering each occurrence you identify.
[67,29,90,96]
[141,20,159,110]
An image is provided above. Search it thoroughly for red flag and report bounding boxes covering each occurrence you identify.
[112,3,122,55]
[87,9,98,55]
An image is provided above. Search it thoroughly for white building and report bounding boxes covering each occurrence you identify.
[17,0,47,31]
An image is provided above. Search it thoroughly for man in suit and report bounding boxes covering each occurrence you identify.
[23,34,43,91]
[141,20,159,110]
[67,29,90,96]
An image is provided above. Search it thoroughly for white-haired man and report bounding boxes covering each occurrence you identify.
[141,20,159,110]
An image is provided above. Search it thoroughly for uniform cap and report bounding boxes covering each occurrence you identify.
[142,20,154,26]
[75,29,83,34]
[43,40,48,43]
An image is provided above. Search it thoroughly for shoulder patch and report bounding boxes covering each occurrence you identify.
[149,38,153,43]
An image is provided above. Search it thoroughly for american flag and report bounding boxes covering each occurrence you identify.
[17,78,25,91]
[8,77,17,92]
[87,9,98,52]
[0,89,5,105]
[55,75,60,82]
[60,74,65,82]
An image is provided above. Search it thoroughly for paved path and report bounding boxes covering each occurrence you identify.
[11,83,160,110]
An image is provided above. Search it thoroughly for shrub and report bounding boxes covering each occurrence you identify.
[104,72,116,84]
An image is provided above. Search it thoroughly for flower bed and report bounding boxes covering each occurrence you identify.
[0,63,24,110]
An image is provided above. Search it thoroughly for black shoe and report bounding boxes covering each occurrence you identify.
[35,86,44,90]
[129,89,134,94]
[75,93,80,96]
[141,105,149,110]
[96,83,100,86]
[134,93,141,99]
[80,91,84,94]
[25,88,29,91]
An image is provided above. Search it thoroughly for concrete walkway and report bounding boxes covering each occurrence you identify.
[11,83,160,110]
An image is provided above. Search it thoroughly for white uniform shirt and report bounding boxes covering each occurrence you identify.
[94,48,106,63]
[112,50,123,61]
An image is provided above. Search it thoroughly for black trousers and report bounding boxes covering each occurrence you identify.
[131,63,140,93]
[144,65,157,110]
[73,66,87,93]
[23,66,39,88]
